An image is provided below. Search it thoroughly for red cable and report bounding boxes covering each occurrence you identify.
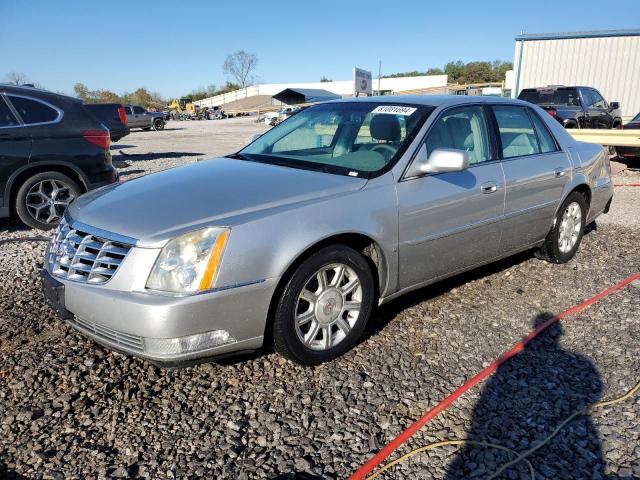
[614,184,640,187]
[349,272,640,480]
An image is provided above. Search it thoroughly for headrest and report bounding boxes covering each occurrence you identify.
[370,114,401,142]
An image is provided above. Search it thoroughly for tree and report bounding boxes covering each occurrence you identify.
[320,76,332,83]
[222,50,258,88]
[74,82,91,102]
[6,71,28,85]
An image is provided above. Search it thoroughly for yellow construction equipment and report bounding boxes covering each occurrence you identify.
[167,97,197,120]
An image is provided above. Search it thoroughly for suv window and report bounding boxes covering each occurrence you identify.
[424,106,490,164]
[493,105,540,158]
[0,97,19,127]
[589,89,607,109]
[528,109,558,153]
[519,88,581,107]
[8,95,59,124]
[581,89,595,107]
[132,106,145,114]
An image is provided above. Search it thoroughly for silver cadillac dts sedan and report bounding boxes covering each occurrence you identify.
[41,96,613,366]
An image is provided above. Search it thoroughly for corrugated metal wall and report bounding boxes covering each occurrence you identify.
[513,35,640,119]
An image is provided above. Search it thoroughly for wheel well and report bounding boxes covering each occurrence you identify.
[8,165,87,211]
[263,233,387,345]
[571,184,591,209]
[612,118,622,129]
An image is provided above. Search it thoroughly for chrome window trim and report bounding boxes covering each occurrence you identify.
[4,93,64,127]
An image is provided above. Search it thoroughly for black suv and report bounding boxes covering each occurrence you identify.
[0,85,118,230]
[518,86,622,129]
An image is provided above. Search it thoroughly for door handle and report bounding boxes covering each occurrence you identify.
[554,168,567,178]
[480,182,498,194]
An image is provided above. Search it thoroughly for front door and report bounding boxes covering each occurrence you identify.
[493,105,572,251]
[397,105,505,289]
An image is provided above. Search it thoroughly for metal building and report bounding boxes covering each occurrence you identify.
[512,29,640,119]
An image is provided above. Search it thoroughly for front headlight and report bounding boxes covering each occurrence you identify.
[146,227,230,294]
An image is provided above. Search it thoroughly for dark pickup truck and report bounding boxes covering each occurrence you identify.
[84,103,130,142]
[518,86,622,129]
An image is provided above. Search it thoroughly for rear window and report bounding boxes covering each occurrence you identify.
[0,97,19,127]
[8,95,59,124]
[519,89,581,107]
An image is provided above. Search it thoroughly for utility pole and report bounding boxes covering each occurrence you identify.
[378,60,382,95]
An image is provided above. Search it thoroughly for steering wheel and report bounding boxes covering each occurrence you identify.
[371,143,397,158]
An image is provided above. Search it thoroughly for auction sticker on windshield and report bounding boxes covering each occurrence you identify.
[372,105,417,115]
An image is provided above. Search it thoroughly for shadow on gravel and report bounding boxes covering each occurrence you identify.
[444,314,618,479]
[365,250,535,341]
[0,461,25,479]
[112,151,205,162]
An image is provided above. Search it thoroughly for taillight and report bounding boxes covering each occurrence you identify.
[82,129,110,149]
[117,106,127,125]
[547,108,557,118]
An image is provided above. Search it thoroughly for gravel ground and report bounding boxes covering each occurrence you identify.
[1,122,639,479]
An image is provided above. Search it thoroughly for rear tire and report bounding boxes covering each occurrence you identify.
[272,245,375,365]
[536,191,587,263]
[15,171,81,230]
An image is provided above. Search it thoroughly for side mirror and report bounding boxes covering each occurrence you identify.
[405,146,469,178]
[610,102,620,110]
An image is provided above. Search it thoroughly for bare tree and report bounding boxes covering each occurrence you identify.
[5,71,27,85]
[222,50,258,89]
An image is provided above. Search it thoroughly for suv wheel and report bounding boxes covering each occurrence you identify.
[272,245,375,365]
[15,171,81,230]
[153,119,165,131]
[537,191,587,263]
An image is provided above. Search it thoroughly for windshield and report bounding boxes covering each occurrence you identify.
[239,102,433,177]
[519,89,581,107]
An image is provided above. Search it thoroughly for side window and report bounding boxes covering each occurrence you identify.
[581,89,595,107]
[528,109,558,153]
[132,106,145,114]
[7,96,59,124]
[424,106,490,164]
[0,97,19,127]
[590,90,607,109]
[493,105,540,158]
[272,112,339,153]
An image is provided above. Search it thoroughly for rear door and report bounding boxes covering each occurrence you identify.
[0,95,31,209]
[495,105,572,252]
[397,105,505,288]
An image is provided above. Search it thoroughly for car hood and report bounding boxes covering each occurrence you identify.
[67,158,367,246]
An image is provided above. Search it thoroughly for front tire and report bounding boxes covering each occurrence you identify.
[537,192,587,263]
[272,245,375,365]
[15,171,81,230]
[153,119,165,130]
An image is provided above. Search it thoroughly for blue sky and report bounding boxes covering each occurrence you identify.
[1,0,638,98]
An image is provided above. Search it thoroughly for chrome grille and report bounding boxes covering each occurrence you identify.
[70,317,144,352]
[48,218,132,284]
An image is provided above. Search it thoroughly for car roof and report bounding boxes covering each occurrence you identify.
[329,94,533,108]
[0,83,80,103]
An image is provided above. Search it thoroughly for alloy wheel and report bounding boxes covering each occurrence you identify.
[295,263,363,351]
[25,179,75,225]
[558,201,582,253]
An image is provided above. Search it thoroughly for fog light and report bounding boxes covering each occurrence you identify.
[143,330,235,356]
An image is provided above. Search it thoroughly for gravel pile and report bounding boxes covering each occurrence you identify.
[1,135,639,478]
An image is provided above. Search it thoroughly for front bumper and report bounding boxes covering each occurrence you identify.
[41,266,277,365]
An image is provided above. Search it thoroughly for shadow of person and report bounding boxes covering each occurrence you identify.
[444,313,611,479]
